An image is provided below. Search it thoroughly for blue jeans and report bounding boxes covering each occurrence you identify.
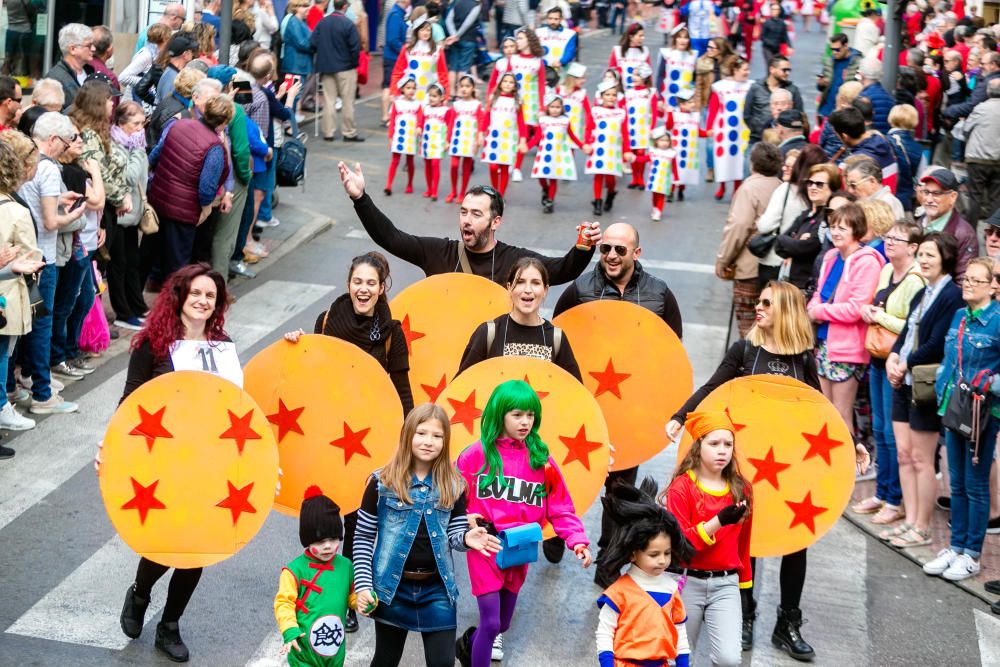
[18,263,57,401]
[231,179,257,262]
[945,416,1000,559]
[255,159,277,223]
[50,254,89,367]
[0,336,12,410]
[609,3,627,34]
[870,365,901,506]
[66,261,95,362]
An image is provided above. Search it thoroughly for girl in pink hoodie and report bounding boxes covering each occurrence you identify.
[455,379,592,667]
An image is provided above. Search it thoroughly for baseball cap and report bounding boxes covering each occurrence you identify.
[986,207,1000,230]
[920,170,959,191]
[84,71,121,96]
[776,109,803,129]
[207,65,237,88]
[167,34,198,58]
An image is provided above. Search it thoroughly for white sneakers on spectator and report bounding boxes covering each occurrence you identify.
[924,548,959,576]
[16,369,64,393]
[492,633,504,661]
[0,402,35,430]
[30,394,78,415]
[256,217,280,229]
[7,388,29,404]
[511,169,523,183]
[51,362,85,382]
[335,97,343,111]
[114,317,143,331]
[943,553,981,581]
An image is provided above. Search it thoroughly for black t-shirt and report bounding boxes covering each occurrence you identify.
[456,313,583,381]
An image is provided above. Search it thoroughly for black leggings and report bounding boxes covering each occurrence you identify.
[133,557,203,624]
[370,621,455,667]
[749,548,807,609]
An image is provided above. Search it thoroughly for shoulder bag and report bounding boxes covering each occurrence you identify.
[909,301,939,407]
[941,316,994,463]
[747,185,790,259]
[0,196,48,319]
[864,274,908,359]
[137,186,159,235]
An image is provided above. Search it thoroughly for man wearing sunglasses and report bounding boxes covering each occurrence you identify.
[817,33,862,119]
[339,161,602,285]
[0,75,23,131]
[984,210,1000,259]
[553,221,681,588]
[916,169,979,279]
[743,55,803,148]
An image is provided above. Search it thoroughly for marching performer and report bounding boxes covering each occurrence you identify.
[704,56,752,201]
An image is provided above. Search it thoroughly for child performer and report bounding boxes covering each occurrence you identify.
[655,25,697,112]
[664,411,752,667]
[586,80,634,217]
[508,27,546,183]
[530,93,588,213]
[274,487,357,667]
[482,72,527,196]
[446,73,485,203]
[418,83,453,201]
[455,380,592,667]
[664,88,702,201]
[595,478,695,667]
[647,127,679,221]
[557,62,592,147]
[485,36,519,96]
[385,76,420,195]
[623,62,657,189]
[388,15,449,106]
[594,68,625,106]
[608,23,652,91]
[353,404,501,667]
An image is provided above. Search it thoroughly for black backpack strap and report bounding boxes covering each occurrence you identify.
[740,339,753,375]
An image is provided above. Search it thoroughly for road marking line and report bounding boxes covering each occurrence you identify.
[975,609,1000,665]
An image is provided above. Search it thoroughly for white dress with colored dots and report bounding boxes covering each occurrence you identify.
[449,99,483,158]
[558,86,588,143]
[611,46,652,91]
[585,106,626,176]
[670,110,701,185]
[482,96,521,166]
[390,98,421,155]
[646,147,677,195]
[656,5,678,33]
[536,25,574,68]
[401,45,445,105]
[530,115,578,181]
[624,87,654,151]
[509,54,544,126]
[708,79,752,183]
[421,105,451,160]
[657,48,697,111]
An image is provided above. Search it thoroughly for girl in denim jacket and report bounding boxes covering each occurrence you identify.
[353,404,500,666]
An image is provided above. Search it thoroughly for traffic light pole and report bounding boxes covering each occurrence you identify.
[882,0,901,90]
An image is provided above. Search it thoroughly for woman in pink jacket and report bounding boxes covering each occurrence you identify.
[807,202,883,474]
[455,379,592,667]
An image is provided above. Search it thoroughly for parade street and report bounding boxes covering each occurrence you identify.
[1,22,998,667]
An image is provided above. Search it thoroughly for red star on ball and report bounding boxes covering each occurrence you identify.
[421,374,448,403]
[589,358,631,399]
[801,424,845,466]
[448,390,482,434]
[121,478,167,525]
[559,425,603,470]
[746,446,791,490]
[129,405,173,452]
[220,409,262,454]
[785,491,828,534]
[329,422,372,464]
[522,375,548,400]
[400,314,426,355]
[267,399,304,443]
[215,480,257,525]
[724,406,747,432]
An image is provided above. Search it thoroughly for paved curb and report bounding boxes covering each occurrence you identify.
[843,509,995,606]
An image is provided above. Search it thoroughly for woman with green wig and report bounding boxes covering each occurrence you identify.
[454,379,592,667]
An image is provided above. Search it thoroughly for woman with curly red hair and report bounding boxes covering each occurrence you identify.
[97,263,239,663]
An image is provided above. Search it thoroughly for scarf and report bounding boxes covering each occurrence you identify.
[110,124,146,151]
[320,293,399,363]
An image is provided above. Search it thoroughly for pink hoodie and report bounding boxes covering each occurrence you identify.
[807,245,885,364]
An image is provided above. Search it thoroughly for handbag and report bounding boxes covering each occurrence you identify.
[357,51,369,85]
[865,324,897,359]
[138,187,159,235]
[941,317,994,463]
[24,273,48,319]
[747,184,790,259]
[909,301,939,407]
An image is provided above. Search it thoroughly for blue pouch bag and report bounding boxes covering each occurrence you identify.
[495,523,543,570]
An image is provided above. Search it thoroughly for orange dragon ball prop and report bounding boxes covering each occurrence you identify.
[389,273,510,404]
[553,300,693,471]
[243,334,404,516]
[438,356,610,538]
[99,371,279,569]
[676,375,855,558]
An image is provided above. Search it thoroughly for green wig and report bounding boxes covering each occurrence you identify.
[476,379,550,494]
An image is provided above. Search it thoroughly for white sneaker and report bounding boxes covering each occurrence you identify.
[256,217,281,229]
[943,553,981,581]
[651,208,661,221]
[16,370,63,392]
[51,362,85,382]
[335,97,343,111]
[923,547,960,576]
[492,633,504,661]
[7,388,29,404]
[0,402,35,430]
[511,169,523,183]
[29,394,78,415]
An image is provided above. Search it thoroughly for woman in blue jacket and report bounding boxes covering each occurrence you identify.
[279,0,315,79]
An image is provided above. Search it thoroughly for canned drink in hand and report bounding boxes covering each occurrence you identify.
[576,224,594,250]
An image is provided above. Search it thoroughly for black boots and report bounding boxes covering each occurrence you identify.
[155,621,190,662]
[542,536,565,563]
[119,584,149,639]
[592,198,603,216]
[740,588,756,651]
[345,607,359,633]
[603,190,617,211]
[772,606,815,661]
[455,626,476,667]
[542,198,554,214]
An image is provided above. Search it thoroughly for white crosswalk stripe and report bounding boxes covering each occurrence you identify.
[3,280,334,649]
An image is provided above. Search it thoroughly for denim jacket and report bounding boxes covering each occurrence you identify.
[373,472,466,606]
[936,302,1000,417]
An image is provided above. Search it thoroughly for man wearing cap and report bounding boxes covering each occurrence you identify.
[535,7,577,71]
[743,56,803,148]
[43,23,95,111]
[775,110,807,155]
[157,33,198,105]
[858,57,895,134]
[964,78,1000,227]
[916,170,979,278]
[312,0,364,143]
[983,210,1000,259]
[339,162,602,286]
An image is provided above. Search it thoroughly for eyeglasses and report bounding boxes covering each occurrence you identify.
[779,67,792,73]
[3,97,22,104]
[993,273,1000,283]
[883,234,913,245]
[922,189,950,198]
[756,298,772,307]
[599,243,628,256]
[962,276,992,286]
[985,227,1000,237]
[706,44,718,50]
[804,179,829,189]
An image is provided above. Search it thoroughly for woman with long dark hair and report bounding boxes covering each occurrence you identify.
[775,163,842,291]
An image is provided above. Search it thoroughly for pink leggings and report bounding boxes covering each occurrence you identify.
[471,589,519,667]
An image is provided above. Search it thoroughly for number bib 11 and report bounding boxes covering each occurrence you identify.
[169,340,244,388]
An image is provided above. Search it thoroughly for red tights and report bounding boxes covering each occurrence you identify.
[514,126,536,170]
[386,153,415,192]
[652,192,665,212]
[630,150,648,186]
[593,174,617,199]
[449,157,474,198]
[424,159,441,198]
[489,164,511,195]
[539,178,559,200]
